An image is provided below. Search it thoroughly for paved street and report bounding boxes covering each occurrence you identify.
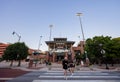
[0,61,120,82]
[7,70,120,82]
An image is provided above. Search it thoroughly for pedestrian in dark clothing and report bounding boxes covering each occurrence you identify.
[68,60,75,76]
[62,57,68,80]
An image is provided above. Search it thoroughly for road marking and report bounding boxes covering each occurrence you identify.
[44,72,109,75]
[33,80,120,82]
[39,75,120,78]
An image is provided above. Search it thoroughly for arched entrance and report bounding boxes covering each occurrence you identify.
[56,52,64,62]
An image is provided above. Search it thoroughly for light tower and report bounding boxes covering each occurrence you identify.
[49,25,53,41]
[76,13,85,42]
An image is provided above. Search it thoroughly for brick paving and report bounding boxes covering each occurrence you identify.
[0,68,31,82]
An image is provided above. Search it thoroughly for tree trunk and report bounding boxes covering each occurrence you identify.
[18,60,21,67]
[10,60,13,67]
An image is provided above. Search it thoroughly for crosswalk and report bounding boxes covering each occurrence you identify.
[32,71,120,82]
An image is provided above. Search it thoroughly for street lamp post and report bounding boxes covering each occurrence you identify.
[12,31,21,42]
[38,36,42,50]
[101,49,109,69]
[76,13,85,42]
[99,44,109,69]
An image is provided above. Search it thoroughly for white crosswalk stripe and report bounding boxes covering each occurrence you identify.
[38,71,120,79]
[32,71,120,82]
[33,80,120,82]
[39,75,119,78]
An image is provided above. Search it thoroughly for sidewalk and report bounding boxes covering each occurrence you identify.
[0,61,120,72]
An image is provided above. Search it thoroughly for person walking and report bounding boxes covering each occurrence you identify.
[62,57,68,80]
[69,60,75,76]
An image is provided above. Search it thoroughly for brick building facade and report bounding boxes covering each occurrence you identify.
[0,43,9,57]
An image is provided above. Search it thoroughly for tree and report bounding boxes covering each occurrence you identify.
[103,37,120,65]
[85,38,95,64]
[85,35,120,65]
[110,38,120,63]
[3,42,29,66]
[3,44,17,66]
[85,36,111,65]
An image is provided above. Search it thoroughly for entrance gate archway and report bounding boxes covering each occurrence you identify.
[56,52,64,62]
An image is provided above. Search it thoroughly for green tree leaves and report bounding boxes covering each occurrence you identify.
[3,42,29,66]
[85,36,120,65]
